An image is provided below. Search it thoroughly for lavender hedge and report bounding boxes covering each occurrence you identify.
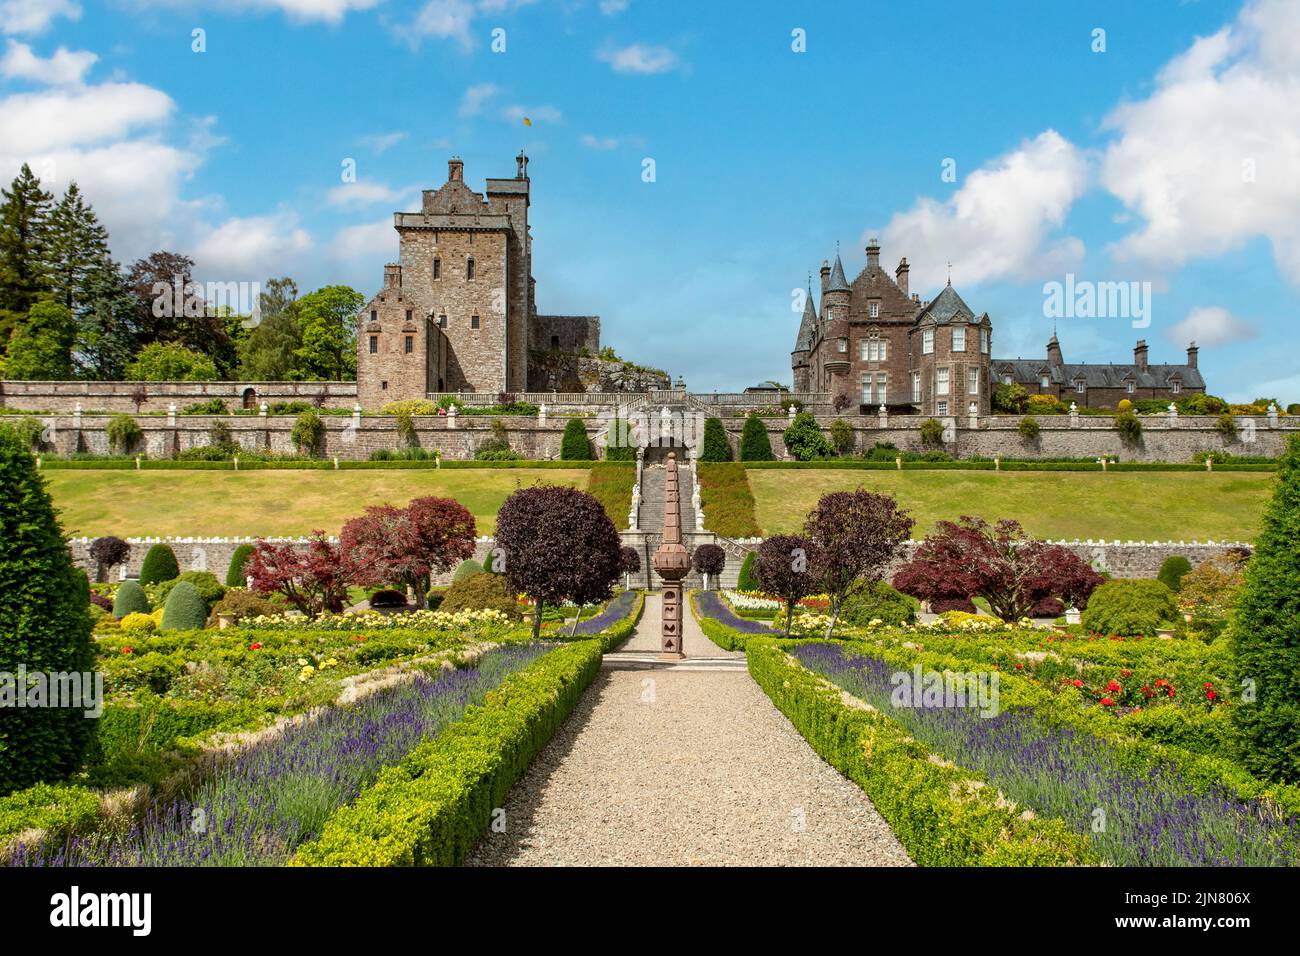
[794,642,1300,867]
[693,590,773,651]
[12,644,548,867]
[570,589,638,635]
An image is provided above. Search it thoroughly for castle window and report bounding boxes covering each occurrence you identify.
[952,327,966,352]
[877,372,887,403]
[382,381,388,390]
[837,337,847,353]
[551,335,560,349]
[869,301,880,318]
[405,335,414,354]
[471,314,480,330]
[433,258,441,280]
[369,336,378,354]
[968,367,979,395]
[370,310,377,322]
[860,373,872,405]
[466,257,475,280]
[980,328,989,354]
[922,329,934,354]
[860,339,869,361]
[937,400,948,416]
[937,367,950,395]
[406,310,413,322]
[911,371,921,403]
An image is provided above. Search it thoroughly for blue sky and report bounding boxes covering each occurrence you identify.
[1,0,1297,400]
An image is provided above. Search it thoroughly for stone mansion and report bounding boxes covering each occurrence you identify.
[355,154,603,407]
[792,240,1206,415]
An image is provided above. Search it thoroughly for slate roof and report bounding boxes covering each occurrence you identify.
[914,284,977,325]
[826,255,850,293]
[793,289,817,353]
[992,359,1206,390]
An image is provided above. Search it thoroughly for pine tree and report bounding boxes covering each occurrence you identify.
[0,164,54,353]
[47,183,111,314]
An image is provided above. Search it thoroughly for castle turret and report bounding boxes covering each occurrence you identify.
[821,253,852,397]
[791,283,817,392]
[1047,333,1063,368]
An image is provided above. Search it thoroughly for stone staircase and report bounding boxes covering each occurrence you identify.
[636,462,697,534]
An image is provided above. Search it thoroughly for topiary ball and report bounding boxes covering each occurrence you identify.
[452,558,482,582]
[439,572,521,620]
[112,580,150,618]
[161,580,208,631]
[139,544,180,586]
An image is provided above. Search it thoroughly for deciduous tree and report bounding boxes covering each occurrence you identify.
[756,533,823,635]
[247,532,350,617]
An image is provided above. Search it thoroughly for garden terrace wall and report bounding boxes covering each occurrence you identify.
[725,414,1296,463]
[0,380,357,412]
[69,534,1250,588]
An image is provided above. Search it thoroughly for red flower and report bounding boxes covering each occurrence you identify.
[1167,689,1176,698]
[249,643,262,651]
[1014,663,1024,670]
[1100,697,1116,706]
[1072,679,1084,688]
[1107,679,1122,692]
[1203,682,1213,689]
[1155,678,1168,687]
[120,646,132,655]
[1206,690,1217,700]
[1120,669,1133,678]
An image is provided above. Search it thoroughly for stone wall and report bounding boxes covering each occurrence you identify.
[729,412,1297,463]
[0,380,357,413]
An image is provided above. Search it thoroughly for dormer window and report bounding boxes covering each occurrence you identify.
[433,258,441,280]
[1041,375,1050,389]
[1171,381,1181,394]
[1076,380,1086,393]
[952,326,966,352]
[1126,381,1136,394]
[466,257,475,280]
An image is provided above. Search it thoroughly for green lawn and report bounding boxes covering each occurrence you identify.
[45,468,591,538]
[747,470,1274,542]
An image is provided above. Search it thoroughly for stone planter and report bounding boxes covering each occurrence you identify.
[1064,607,1082,625]
[1156,628,1175,639]
[217,613,235,630]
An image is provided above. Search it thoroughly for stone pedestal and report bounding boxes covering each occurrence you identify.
[651,452,690,660]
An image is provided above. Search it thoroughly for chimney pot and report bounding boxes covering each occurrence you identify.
[866,238,880,269]
[1186,341,1199,369]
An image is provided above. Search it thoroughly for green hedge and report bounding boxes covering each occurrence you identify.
[293,640,601,866]
[740,460,1277,472]
[745,639,1095,865]
[34,458,611,471]
[0,783,102,851]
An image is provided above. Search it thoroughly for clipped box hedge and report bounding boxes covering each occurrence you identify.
[293,639,601,866]
[746,638,1097,866]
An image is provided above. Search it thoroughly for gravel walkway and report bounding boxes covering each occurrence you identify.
[466,593,912,866]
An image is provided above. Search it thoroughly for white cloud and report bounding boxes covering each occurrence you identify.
[409,0,476,46]
[1101,0,1300,283]
[597,42,679,74]
[0,0,80,36]
[327,180,402,207]
[0,82,175,153]
[190,214,312,280]
[876,129,1089,290]
[580,133,620,150]
[599,0,629,14]
[357,130,407,154]
[128,1,380,26]
[0,40,96,85]
[1166,305,1256,347]
[330,216,395,260]
[501,103,560,124]
[458,82,497,116]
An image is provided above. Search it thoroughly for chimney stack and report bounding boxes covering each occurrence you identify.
[383,263,402,289]
[895,257,909,296]
[1134,339,1149,369]
[448,156,464,182]
[819,259,830,296]
[1186,341,1198,369]
[866,237,880,270]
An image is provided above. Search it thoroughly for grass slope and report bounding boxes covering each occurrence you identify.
[45,469,591,538]
[748,470,1272,542]
[696,462,761,537]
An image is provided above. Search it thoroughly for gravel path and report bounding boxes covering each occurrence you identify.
[466,593,912,867]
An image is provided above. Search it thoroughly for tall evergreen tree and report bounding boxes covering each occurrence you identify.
[4,300,76,379]
[0,164,54,353]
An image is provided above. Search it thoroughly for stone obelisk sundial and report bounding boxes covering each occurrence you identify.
[652,452,690,660]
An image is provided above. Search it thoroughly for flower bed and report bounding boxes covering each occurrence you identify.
[239,607,516,632]
[293,639,603,866]
[692,590,774,650]
[11,644,550,867]
[791,641,1300,866]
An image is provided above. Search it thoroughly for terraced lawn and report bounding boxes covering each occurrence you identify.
[748,470,1273,542]
[44,468,591,537]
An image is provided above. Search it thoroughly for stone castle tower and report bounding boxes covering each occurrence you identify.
[356,153,600,408]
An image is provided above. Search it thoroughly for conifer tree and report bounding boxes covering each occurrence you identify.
[0,164,54,353]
